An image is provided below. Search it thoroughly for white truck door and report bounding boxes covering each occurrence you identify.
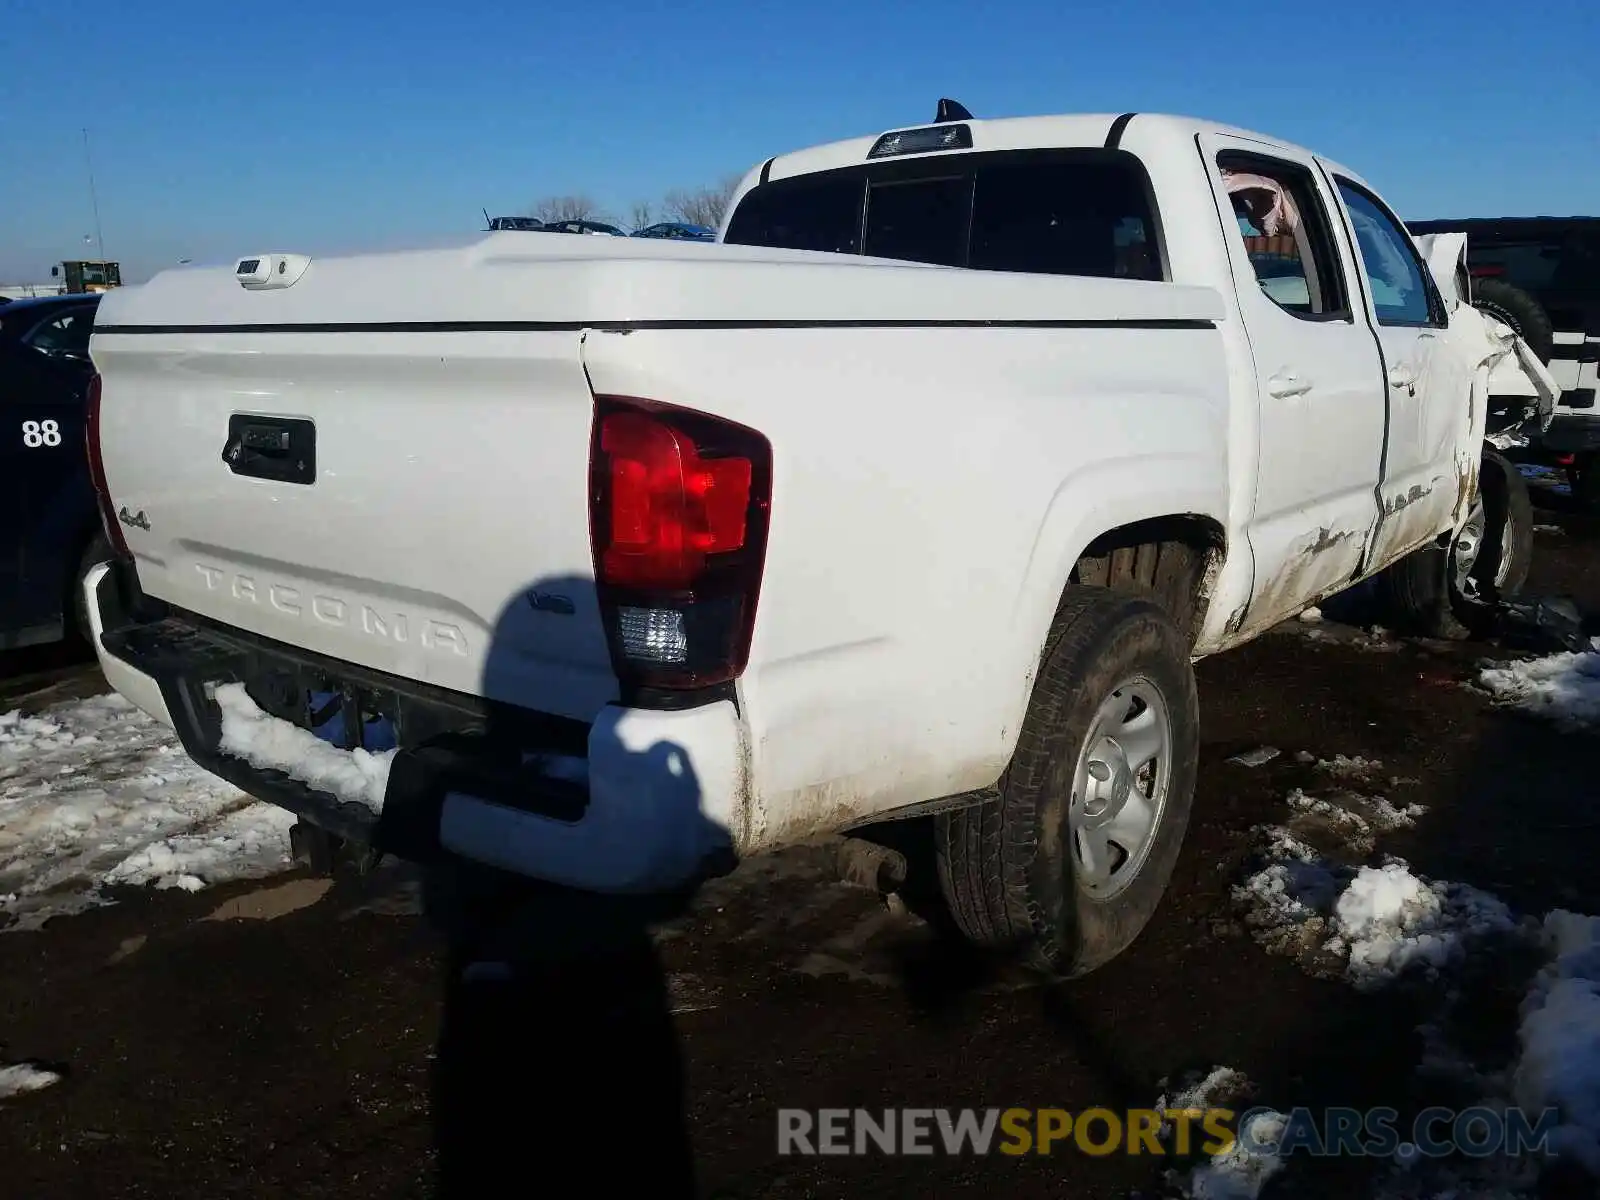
[1198,135,1388,634]
[1322,172,1467,571]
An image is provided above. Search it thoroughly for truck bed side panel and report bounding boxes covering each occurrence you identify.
[580,322,1230,848]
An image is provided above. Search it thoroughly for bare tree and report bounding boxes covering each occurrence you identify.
[629,200,654,231]
[662,175,742,229]
[530,194,607,224]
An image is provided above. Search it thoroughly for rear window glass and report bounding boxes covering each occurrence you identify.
[863,176,969,266]
[722,175,863,255]
[970,159,1160,280]
[723,150,1164,281]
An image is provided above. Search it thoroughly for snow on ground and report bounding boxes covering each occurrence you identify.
[1512,911,1600,1175]
[1157,1066,1256,1136]
[1334,863,1522,991]
[1183,1109,1290,1200]
[1478,639,1600,731]
[1233,783,1520,989]
[1222,767,1600,1197]
[0,1063,61,1101]
[0,693,296,930]
[1153,1067,1288,1200]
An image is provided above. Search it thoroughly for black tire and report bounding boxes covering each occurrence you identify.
[934,588,1199,978]
[1373,450,1533,638]
[1470,278,1554,364]
[68,531,113,646]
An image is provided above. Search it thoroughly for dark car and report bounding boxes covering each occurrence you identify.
[486,215,544,231]
[538,219,629,237]
[632,222,716,241]
[0,293,111,649]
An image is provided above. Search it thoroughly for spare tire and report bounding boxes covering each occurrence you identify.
[1470,277,1554,364]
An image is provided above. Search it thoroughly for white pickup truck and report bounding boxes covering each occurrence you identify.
[83,109,1551,977]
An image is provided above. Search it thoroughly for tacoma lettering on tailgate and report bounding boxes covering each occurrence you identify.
[193,564,468,655]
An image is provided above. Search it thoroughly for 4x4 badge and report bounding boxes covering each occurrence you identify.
[118,506,151,531]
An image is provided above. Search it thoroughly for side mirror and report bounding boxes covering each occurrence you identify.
[51,265,60,277]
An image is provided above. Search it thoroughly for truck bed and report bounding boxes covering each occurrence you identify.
[90,233,1225,729]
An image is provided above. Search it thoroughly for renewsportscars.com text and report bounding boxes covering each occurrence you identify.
[777,1106,1559,1158]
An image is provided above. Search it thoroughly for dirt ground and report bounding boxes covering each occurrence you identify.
[3,479,1599,1199]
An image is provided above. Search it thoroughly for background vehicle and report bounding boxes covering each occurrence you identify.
[0,293,110,649]
[51,260,122,294]
[484,215,544,231]
[539,219,629,237]
[1407,217,1600,503]
[83,109,1548,979]
[633,222,716,241]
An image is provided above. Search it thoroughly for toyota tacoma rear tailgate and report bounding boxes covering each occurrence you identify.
[88,237,641,723]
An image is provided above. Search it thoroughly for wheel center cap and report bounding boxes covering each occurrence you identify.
[1082,737,1134,821]
[1454,503,1486,580]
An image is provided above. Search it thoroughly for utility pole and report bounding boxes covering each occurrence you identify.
[82,128,105,260]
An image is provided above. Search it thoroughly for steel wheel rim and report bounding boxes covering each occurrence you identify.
[1452,495,1511,602]
[1068,676,1173,900]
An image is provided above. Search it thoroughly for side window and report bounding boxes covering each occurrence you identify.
[1333,180,1441,327]
[1217,153,1348,319]
[25,309,94,358]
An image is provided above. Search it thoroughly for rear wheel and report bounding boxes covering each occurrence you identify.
[935,589,1198,978]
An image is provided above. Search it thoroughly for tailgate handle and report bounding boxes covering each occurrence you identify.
[224,414,316,485]
[240,424,291,455]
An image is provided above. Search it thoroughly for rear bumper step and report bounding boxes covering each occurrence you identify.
[95,568,590,863]
[86,561,746,893]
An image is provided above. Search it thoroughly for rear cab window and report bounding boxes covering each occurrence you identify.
[723,148,1166,282]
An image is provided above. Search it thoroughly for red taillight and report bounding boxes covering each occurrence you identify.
[1469,264,1505,278]
[589,396,771,690]
[85,372,132,560]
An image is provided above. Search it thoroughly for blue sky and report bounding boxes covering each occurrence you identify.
[2,0,1596,284]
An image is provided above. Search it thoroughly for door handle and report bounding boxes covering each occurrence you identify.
[1267,371,1312,399]
[1388,364,1417,391]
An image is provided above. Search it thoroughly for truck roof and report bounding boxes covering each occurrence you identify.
[758,112,1342,186]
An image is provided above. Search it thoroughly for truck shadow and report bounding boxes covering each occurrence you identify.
[418,575,724,1198]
